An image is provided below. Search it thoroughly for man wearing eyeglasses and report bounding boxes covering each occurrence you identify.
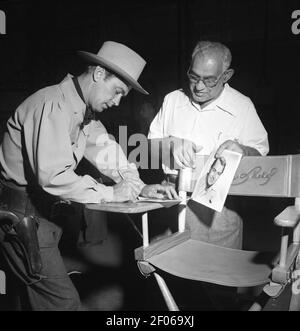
[148,41,269,249]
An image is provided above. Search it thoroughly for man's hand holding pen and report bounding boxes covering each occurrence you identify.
[112,170,142,202]
[112,170,179,202]
[112,179,141,202]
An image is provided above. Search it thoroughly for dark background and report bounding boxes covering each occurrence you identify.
[0,0,300,310]
[1,0,300,244]
[1,0,300,154]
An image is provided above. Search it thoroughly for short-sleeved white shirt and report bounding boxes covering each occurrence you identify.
[148,84,269,173]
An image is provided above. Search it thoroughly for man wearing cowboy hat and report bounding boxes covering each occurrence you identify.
[0,41,178,310]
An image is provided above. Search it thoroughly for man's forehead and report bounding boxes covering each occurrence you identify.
[191,52,223,76]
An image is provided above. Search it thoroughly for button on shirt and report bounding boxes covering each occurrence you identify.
[0,75,145,203]
[148,84,269,174]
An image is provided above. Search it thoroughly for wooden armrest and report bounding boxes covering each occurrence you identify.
[274,206,300,228]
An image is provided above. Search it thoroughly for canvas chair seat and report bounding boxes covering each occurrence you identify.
[147,237,273,287]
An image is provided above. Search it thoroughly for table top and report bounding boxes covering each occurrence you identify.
[85,200,180,214]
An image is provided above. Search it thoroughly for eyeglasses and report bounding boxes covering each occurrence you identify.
[187,70,226,88]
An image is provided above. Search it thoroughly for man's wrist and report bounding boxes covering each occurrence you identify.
[240,144,261,156]
[102,186,114,202]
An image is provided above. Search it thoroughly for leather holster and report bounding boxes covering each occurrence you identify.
[0,184,43,276]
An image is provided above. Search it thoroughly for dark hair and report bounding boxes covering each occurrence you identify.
[85,65,114,80]
[103,69,115,81]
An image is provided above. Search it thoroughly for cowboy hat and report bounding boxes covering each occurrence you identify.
[78,41,148,95]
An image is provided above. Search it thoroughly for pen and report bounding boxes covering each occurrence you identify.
[118,170,125,180]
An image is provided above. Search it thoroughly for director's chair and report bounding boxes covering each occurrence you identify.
[133,155,300,311]
[2,156,299,311]
[76,155,300,311]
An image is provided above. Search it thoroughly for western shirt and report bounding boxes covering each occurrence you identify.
[0,75,145,203]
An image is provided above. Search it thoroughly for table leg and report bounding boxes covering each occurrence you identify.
[142,212,149,248]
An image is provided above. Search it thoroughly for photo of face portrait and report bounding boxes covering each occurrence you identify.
[206,156,226,189]
[204,156,227,205]
[192,150,242,212]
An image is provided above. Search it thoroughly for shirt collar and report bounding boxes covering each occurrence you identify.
[191,84,235,117]
[58,74,93,135]
[59,74,86,117]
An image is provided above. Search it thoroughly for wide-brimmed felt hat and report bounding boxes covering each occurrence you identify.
[78,41,148,95]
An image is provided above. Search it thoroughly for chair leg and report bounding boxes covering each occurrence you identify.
[289,291,300,311]
[289,268,300,311]
[248,291,270,311]
[153,272,179,311]
[248,302,263,311]
[248,285,284,311]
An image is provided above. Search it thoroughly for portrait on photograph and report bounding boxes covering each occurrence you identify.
[192,150,242,212]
